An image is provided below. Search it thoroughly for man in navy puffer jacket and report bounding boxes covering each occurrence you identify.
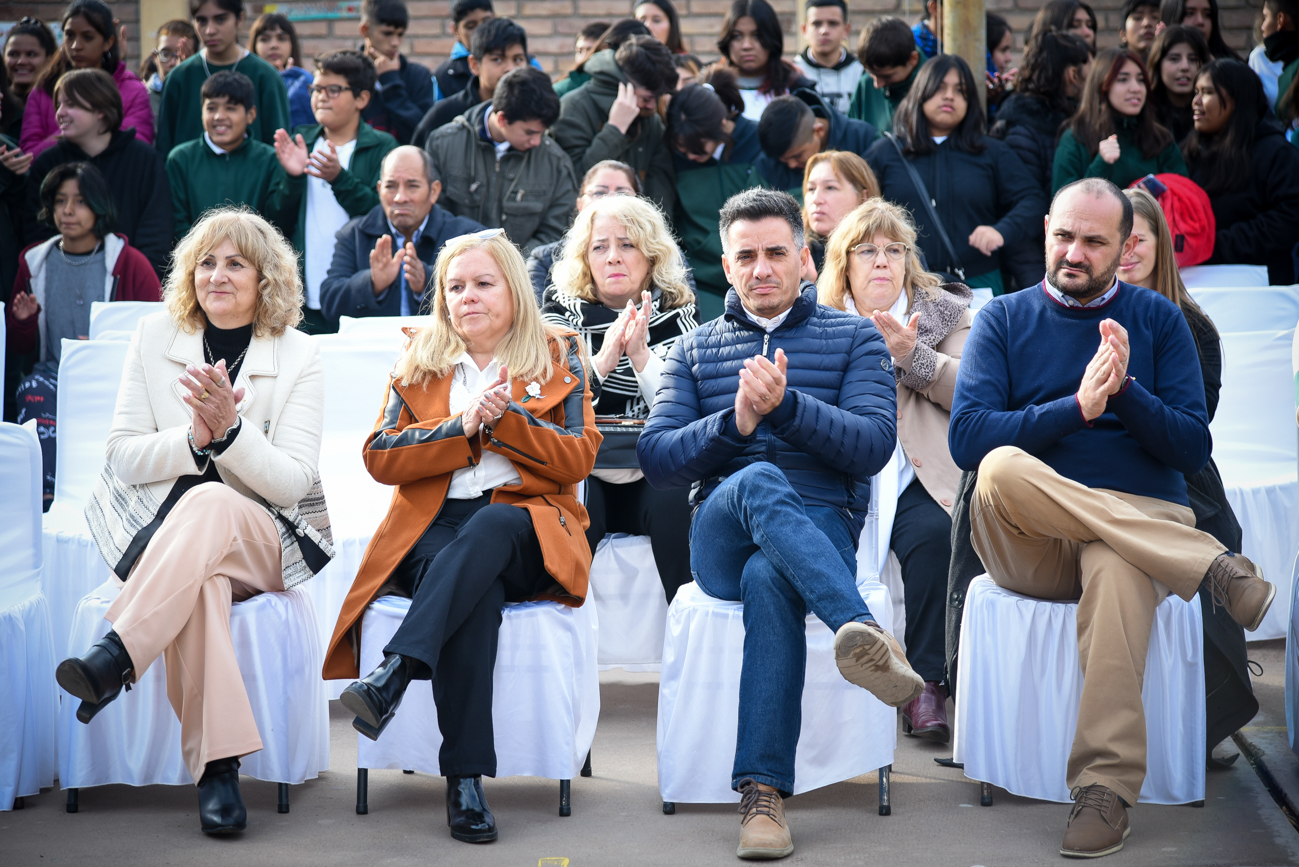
[638,189,922,861]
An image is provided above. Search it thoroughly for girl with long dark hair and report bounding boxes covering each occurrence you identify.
[1161,0,1243,61]
[1028,0,1098,52]
[1052,47,1186,193]
[634,0,685,53]
[866,54,1043,295]
[1184,58,1299,284]
[717,0,813,120]
[3,17,58,107]
[250,13,314,129]
[1147,25,1208,142]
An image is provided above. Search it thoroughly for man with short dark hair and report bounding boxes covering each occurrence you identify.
[794,0,863,115]
[426,67,576,252]
[848,16,926,133]
[639,187,920,861]
[755,90,876,192]
[413,17,530,145]
[434,0,494,101]
[949,178,1275,859]
[319,145,485,320]
[551,34,678,213]
[358,0,435,144]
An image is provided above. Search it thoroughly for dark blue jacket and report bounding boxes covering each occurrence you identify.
[756,88,878,193]
[638,284,897,524]
[362,54,436,145]
[318,202,484,321]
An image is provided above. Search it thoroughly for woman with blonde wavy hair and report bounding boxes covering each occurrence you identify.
[59,207,331,835]
[328,229,600,846]
[542,194,699,602]
[817,197,971,745]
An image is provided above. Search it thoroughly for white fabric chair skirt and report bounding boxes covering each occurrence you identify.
[58,580,330,788]
[88,301,164,339]
[1179,264,1270,288]
[355,595,600,781]
[657,580,897,804]
[0,423,58,810]
[590,534,668,670]
[953,576,1205,805]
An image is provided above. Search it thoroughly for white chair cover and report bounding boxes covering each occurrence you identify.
[589,534,667,670]
[88,301,164,339]
[953,576,1205,805]
[657,581,896,803]
[58,581,330,788]
[0,424,58,809]
[1189,286,1299,334]
[336,315,429,336]
[969,287,994,314]
[355,596,600,780]
[42,339,128,653]
[1212,328,1298,639]
[1179,264,1270,288]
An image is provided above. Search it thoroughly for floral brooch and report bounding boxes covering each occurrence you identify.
[521,381,544,403]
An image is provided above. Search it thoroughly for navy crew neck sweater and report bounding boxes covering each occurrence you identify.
[948,282,1210,506]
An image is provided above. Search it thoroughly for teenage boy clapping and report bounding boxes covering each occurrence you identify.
[271,49,397,333]
[358,0,434,144]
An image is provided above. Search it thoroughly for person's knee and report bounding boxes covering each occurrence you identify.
[465,503,533,540]
[975,446,1034,499]
[174,482,246,517]
[731,461,792,496]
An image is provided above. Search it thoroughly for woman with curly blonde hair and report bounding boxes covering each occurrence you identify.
[60,207,331,835]
[328,230,600,845]
[817,198,971,744]
[542,194,698,601]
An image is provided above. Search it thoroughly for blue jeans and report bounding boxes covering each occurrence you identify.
[690,462,872,795]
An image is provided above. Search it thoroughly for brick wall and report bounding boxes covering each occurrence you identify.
[12,0,1263,82]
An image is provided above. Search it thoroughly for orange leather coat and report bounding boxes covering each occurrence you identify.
[323,332,601,680]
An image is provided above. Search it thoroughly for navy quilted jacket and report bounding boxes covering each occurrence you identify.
[638,284,897,524]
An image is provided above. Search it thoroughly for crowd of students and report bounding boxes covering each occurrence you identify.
[1,0,1297,859]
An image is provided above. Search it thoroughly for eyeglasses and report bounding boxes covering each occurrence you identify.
[583,186,636,200]
[467,228,506,240]
[851,242,909,262]
[309,84,357,99]
[154,48,184,63]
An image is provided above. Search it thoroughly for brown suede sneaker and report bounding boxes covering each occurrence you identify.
[1061,784,1131,858]
[833,620,925,707]
[736,779,793,860]
[1204,552,1275,632]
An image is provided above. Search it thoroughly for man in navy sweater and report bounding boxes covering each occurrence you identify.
[949,178,1275,860]
[639,189,918,860]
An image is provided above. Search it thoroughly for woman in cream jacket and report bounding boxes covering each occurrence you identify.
[818,198,971,745]
[59,207,330,835]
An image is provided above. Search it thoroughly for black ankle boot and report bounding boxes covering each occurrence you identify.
[446,775,497,843]
[56,630,135,724]
[340,652,412,741]
[197,757,246,834]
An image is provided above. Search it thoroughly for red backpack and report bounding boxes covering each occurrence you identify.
[1128,174,1215,268]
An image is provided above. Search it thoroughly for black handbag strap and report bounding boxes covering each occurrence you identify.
[885,133,966,281]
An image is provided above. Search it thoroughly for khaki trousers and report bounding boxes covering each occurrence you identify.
[969,446,1224,805]
[106,483,284,784]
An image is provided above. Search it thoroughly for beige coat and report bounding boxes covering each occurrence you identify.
[106,311,323,511]
[890,286,972,515]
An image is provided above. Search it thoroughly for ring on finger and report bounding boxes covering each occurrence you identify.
[199,390,210,401]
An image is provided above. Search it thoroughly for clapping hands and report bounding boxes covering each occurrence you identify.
[463,366,511,438]
[735,348,788,437]
[592,291,653,378]
[1076,318,1130,421]
[273,129,343,181]
[180,359,246,448]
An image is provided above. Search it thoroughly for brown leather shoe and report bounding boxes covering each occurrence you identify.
[1061,784,1130,858]
[1204,552,1275,632]
[834,620,924,707]
[902,681,950,743]
[736,779,793,860]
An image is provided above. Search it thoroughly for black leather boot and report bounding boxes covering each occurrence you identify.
[446,775,497,843]
[340,652,412,741]
[56,630,135,724]
[197,757,246,834]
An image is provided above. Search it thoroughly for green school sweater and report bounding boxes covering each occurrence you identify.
[1051,119,1188,195]
[156,50,291,159]
[1277,58,1298,121]
[166,135,290,240]
[847,57,925,134]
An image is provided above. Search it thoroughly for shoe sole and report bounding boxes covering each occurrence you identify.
[350,714,393,741]
[450,828,498,843]
[56,659,99,705]
[835,626,924,708]
[341,682,402,737]
[902,718,951,744]
[201,823,247,835]
[1060,825,1130,858]
[1245,582,1277,633]
[736,843,794,860]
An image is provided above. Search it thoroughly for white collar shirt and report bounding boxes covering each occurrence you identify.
[1044,276,1120,309]
[446,354,523,499]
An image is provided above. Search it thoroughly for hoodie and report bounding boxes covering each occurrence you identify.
[21,62,154,157]
[795,48,865,116]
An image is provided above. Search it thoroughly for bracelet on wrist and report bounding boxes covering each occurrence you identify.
[210,415,241,445]
[188,426,212,456]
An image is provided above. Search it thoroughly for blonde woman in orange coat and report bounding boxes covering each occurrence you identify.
[325,229,600,845]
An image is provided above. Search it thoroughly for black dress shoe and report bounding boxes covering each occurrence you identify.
[340,652,412,741]
[56,630,135,724]
[446,775,497,843]
[197,757,246,834]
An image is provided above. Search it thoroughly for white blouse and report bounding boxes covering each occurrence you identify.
[446,353,523,500]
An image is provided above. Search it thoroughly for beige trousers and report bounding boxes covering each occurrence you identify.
[969,446,1224,805]
[106,482,284,784]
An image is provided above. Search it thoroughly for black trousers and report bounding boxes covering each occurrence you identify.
[584,475,693,603]
[384,494,549,778]
[890,478,952,683]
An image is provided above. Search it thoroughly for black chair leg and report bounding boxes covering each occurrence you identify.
[278,782,290,813]
[662,801,676,814]
[66,788,79,813]
[356,768,369,815]
[581,750,592,778]
[980,781,994,806]
[559,779,571,817]
[878,764,892,816]
[403,769,414,774]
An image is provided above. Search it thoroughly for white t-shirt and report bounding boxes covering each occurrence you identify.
[446,354,523,499]
[738,77,775,122]
[850,290,915,493]
[303,136,358,310]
